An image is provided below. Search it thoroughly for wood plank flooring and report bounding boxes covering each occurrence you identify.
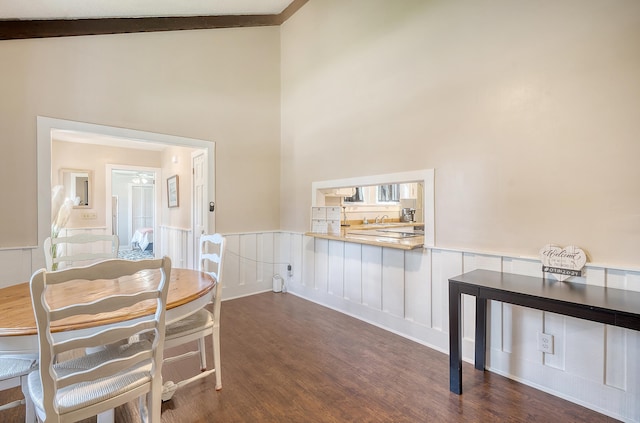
[1,292,617,422]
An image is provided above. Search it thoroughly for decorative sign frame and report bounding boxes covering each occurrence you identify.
[539,244,587,281]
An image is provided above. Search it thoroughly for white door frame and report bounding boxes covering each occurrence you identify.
[36,116,216,271]
[191,150,209,268]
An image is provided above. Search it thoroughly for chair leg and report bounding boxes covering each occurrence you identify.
[197,337,207,371]
[212,327,222,390]
[21,375,36,423]
[147,378,162,423]
[139,394,149,423]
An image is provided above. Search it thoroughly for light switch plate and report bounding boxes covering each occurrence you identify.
[80,211,97,220]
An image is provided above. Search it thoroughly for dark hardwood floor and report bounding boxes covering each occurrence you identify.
[1,292,617,422]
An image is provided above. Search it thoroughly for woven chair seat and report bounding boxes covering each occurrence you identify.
[28,341,152,414]
[0,357,37,381]
[166,309,213,339]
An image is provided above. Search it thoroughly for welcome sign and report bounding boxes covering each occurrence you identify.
[539,244,587,281]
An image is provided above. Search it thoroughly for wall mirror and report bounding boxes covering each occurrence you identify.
[59,168,92,208]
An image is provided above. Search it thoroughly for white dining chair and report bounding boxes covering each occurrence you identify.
[0,356,37,422]
[28,257,171,423]
[160,233,225,401]
[44,233,119,271]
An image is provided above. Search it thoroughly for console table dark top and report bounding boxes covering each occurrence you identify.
[448,269,640,394]
[449,269,640,329]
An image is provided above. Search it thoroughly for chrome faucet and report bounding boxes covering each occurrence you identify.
[375,216,381,224]
[381,215,389,223]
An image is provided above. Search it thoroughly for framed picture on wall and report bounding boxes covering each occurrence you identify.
[167,175,179,208]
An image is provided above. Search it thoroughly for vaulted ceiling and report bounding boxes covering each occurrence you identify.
[0,0,307,40]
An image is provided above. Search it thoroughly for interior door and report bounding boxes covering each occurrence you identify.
[192,151,207,268]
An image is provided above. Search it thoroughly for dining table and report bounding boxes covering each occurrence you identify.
[0,267,216,355]
[0,267,215,423]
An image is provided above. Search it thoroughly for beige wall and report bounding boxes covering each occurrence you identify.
[52,140,163,228]
[281,0,640,267]
[0,26,281,248]
[51,140,199,231]
[3,1,640,267]
[161,145,195,230]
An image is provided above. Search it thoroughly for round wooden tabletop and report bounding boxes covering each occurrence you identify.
[0,268,215,337]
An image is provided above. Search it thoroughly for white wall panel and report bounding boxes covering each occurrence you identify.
[302,235,315,288]
[605,269,639,392]
[314,238,329,292]
[607,269,628,290]
[343,242,362,303]
[220,234,240,300]
[405,248,430,326]
[583,266,605,287]
[239,234,258,286]
[258,232,274,288]
[273,231,287,279]
[502,257,541,277]
[500,258,546,361]
[290,233,303,287]
[220,233,278,299]
[462,252,502,273]
[607,268,640,291]
[159,225,190,269]
[627,331,640,422]
[565,318,606,384]
[431,250,462,333]
[605,325,627,390]
[505,306,542,363]
[625,270,640,292]
[361,244,382,310]
[542,312,565,370]
[276,231,300,292]
[382,248,405,318]
[327,240,345,297]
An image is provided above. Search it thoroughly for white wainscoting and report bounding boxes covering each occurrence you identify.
[159,225,191,270]
[222,231,639,423]
[0,248,35,288]
[0,227,112,288]
[0,230,637,422]
[222,232,289,299]
[0,226,191,287]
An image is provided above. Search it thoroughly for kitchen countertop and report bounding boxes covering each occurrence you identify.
[305,222,424,250]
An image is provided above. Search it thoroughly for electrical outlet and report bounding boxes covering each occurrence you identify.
[287,264,293,277]
[537,332,554,354]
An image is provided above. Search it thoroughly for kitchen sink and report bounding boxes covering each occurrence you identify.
[348,229,421,239]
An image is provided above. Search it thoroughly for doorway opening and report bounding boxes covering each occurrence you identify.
[109,166,160,259]
[37,116,216,270]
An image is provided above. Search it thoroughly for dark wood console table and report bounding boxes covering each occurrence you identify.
[448,269,640,394]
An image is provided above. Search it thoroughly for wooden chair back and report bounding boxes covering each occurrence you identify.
[200,233,226,321]
[29,257,171,422]
[44,233,120,271]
